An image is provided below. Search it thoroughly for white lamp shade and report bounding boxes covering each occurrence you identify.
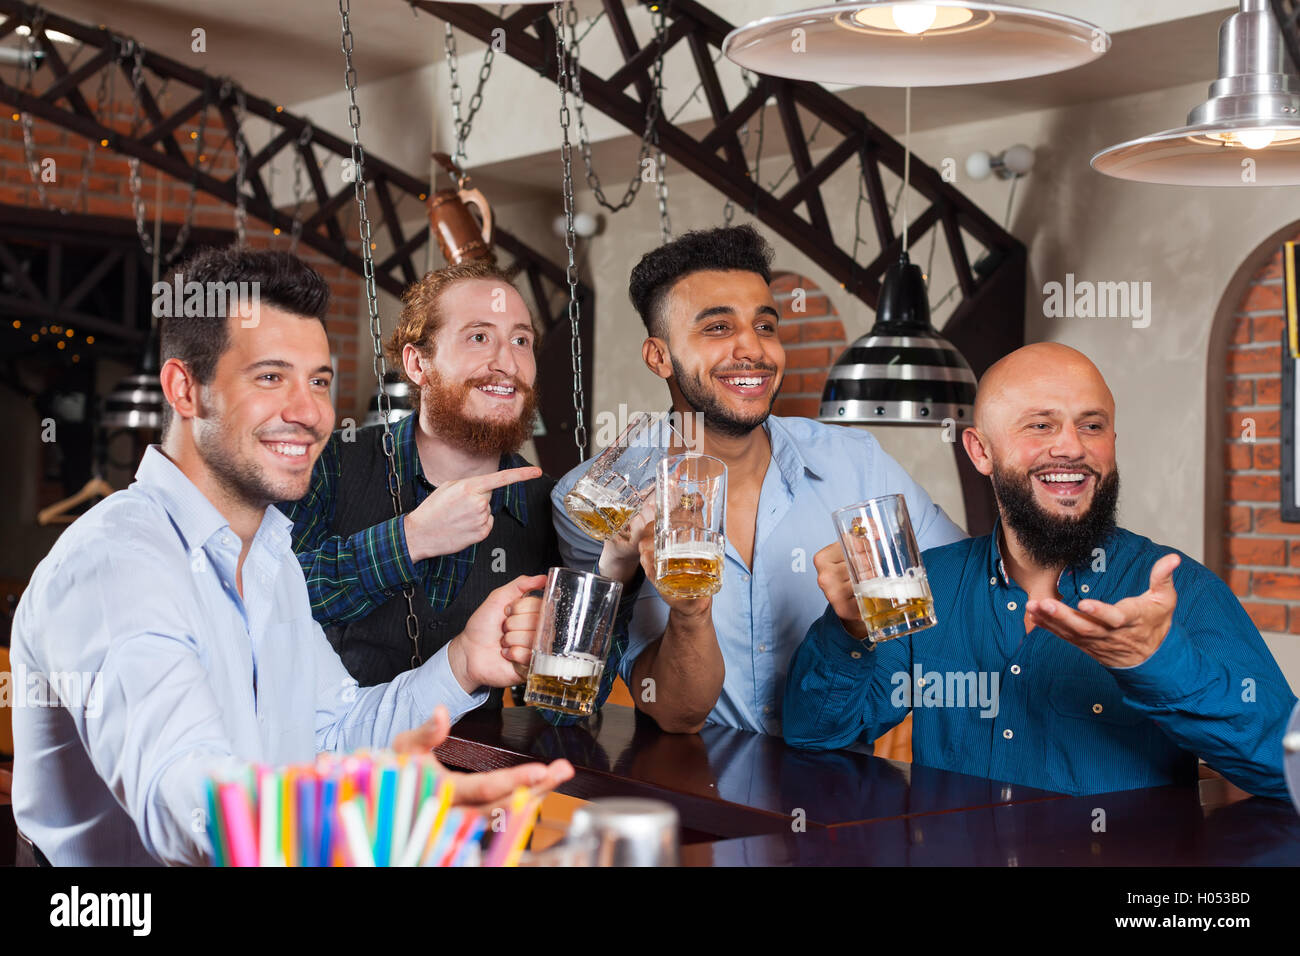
[722,1,1110,88]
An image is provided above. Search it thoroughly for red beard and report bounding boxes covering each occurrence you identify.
[421,368,539,457]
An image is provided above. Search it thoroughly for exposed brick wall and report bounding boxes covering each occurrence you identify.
[1222,238,1299,635]
[0,107,363,412]
[770,271,847,418]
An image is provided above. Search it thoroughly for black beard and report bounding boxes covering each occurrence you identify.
[992,464,1120,569]
[669,355,777,439]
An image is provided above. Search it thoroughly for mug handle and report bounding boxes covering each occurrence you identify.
[458,187,493,245]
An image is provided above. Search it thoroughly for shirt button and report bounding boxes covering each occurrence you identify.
[763,705,773,715]
[989,576,997,586]
[757,644,767,653]
[1006,601,1018,611]
[741,573,750,582]
[1010,664,1021,675]
[1003,729,1014,740]
[1092,703,1103,714]
[850,651,862,660]
[221,535,231,546]
[1081,584,1090,594]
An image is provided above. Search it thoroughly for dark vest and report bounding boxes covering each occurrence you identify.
[325,423,559,707]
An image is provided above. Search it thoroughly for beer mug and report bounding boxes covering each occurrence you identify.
[832,494,936,643]
[654,454,727,600]
[563,411,687,542]
[524,567,623,717]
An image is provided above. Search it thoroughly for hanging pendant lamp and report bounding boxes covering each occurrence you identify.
[818,251,976,424]
[1092,0,1300,186]
[101,328,164,431]
[722,1,1108,88]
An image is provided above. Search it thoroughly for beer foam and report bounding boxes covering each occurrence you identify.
[657,542,724,561]
[531,652,603,679]
[570,477,637,510]
[855,574,929,601]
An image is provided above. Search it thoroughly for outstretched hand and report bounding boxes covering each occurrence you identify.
[1024,553,1181,668]
[392,705,575,813]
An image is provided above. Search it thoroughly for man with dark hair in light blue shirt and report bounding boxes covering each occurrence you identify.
[10,247,572,865]
[785,342,1297,799]
[552,225,965,735]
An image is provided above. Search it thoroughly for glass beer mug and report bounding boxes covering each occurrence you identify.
[832,494,937,643]
[523,567,623,718]
[653,453,727,600]
[563,412,687,542]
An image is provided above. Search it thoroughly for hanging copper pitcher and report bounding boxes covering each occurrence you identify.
[427,152,494,265]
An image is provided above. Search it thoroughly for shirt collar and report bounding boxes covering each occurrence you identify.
[987,515,1114,595]
[765,416,822,488]
[134,445,292,554]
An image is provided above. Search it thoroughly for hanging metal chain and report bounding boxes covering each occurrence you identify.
[340,0,424,669]
[569,0,670,213]
[555,1,586,459]
[443,22,496,171]
[127,43,204,265]
[288,123,313,253]
[18,8,49,210]
[229,83,250,246]
[655,146,671,242]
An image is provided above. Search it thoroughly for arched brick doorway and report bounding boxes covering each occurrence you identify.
[1207,223,1300,653]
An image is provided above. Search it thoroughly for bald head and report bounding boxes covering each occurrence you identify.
[973,343,1114,436]
[961,343,1119,556]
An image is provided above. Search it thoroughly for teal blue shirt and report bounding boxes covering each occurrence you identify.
[784,523,1297,798]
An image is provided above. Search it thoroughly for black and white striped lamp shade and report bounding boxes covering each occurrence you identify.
[101,373,165,430]
[818,332,976,424]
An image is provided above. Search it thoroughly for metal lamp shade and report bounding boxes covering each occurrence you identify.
[100,372,165,430]
[1092,0,1300,186]
[819,253,976,425]
[722,1,1109,88]
[101,329,163,431]
[363,373,415,428]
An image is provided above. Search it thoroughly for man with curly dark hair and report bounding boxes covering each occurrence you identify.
[553,224,965,734]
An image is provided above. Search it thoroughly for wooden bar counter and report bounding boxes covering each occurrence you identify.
[437,704,1300,865]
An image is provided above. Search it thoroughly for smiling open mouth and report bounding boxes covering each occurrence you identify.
[716,372,772,397]
[264,441,310,460]
[475,383,517,398]
[1034,470,1091,496]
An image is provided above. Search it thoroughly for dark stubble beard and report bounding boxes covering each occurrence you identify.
[670,355,779,439]
[992,463,1121,569]
[192,401,322,510]
[421,366,539,457]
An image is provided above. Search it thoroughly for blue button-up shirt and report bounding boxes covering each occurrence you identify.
[552,416,966,735]
[784,522,1298,798]
[10,447,485,866]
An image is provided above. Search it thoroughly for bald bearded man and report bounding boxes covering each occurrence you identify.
[783,343,1298,798]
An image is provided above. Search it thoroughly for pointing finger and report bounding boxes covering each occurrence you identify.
[467,466,542,493]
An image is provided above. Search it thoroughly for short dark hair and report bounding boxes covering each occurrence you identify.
[159,246,330,430]
[627,224,774,337]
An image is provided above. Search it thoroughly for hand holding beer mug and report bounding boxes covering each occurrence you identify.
[832,494,936,643]
[563,412,685,542]
[653,454,727,600]
[523,567,623,717]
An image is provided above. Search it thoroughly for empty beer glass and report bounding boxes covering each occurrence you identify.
[563,412,687,541]
[524,567,623,717]
[654,454,727,600]
[832,494,936,643]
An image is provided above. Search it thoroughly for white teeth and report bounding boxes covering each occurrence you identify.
[269,442,307,457]
[724,376,763,387]
[478,384,514,395]
[1038,473,1086,483]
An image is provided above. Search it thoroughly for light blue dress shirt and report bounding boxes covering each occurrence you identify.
[551,416,966,735]
[10,447,485,866]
